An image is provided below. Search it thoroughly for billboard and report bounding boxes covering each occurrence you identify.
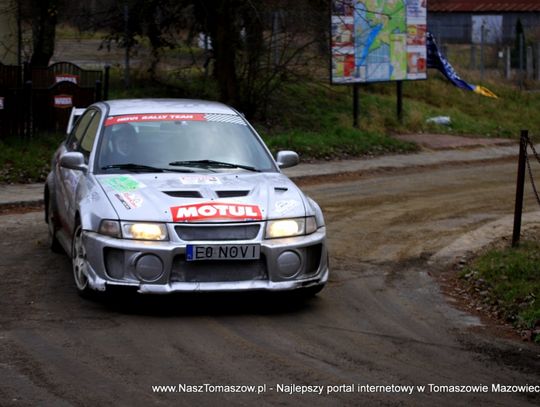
[331,0,427,84]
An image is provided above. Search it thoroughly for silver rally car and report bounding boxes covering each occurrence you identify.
[45,99,329,297]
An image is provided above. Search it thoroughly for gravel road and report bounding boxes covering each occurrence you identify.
[1,159,539,406]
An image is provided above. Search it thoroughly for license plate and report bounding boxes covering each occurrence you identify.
[186,244,261,261]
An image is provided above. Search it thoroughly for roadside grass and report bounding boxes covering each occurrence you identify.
[462,241,540,342]
[0,133,64,184]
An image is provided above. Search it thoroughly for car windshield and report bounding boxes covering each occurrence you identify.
[96,114,276,173]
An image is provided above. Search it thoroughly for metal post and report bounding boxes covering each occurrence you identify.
[23,80,32,139]
[480,24,485,81]
[505,46,511,80]
[470,45,476,70]
[519,33,524,90]
[396,81,403,123]
[104,65,110,100]
[512,130,528,247]
[526,46,533,80]
[353,84,359,128]
[537,43,540,81]
[95,80,102,102]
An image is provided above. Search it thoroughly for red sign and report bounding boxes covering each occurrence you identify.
[105,113,206,127]
[55,74,79,84]
[54,94,73,108]
[171,202,262,222]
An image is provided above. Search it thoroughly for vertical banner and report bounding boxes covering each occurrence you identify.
[331,0,427,84]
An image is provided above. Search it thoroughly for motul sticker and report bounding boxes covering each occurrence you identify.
[171,202,262,222]
[54,94,73,108]
[105,113,206,127]
[55,74,79,84]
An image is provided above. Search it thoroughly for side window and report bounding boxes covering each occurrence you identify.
[79,111,102,159]
[66,110,95,151]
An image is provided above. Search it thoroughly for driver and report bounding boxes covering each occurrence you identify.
[111,124,137,159]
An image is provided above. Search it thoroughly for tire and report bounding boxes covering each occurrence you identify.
[72,223,96,299]
[46,192,64,253]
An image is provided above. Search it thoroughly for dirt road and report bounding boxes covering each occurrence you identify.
[1,160,539,406]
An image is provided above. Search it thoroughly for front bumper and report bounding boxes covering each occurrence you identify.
[81,226,328,294]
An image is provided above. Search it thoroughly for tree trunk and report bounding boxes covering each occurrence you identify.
[30,0,58,67]
[204,0,240,107]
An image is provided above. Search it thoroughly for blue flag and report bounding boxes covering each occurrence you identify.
[426,32,497,98]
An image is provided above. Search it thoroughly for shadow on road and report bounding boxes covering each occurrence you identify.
[91,288,324,317]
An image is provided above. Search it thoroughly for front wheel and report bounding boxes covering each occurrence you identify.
[72,223,95,299]
[46,193,63,253]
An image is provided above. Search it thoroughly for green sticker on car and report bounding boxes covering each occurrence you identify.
[102,175,145,193]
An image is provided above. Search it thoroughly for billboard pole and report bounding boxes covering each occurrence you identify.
[397,81,403,122]
[353,84,359,128]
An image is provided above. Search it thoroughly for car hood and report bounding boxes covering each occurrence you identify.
[96,172,308,223]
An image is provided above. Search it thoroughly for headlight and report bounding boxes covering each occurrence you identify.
[122,222,168,241]
[265,217,318,239]
[98,220,121,238]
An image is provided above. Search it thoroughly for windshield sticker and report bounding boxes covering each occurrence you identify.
[105,113,206,126]
[274,200,301,214]
[102,175,145,193]
[171,202,262,222]
[204,113,247,126]
[179,175,221,185]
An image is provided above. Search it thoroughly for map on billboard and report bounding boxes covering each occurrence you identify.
[331,0,427,84]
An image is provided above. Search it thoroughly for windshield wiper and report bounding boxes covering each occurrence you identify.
[101,163,194,173]
[169,160,260,172]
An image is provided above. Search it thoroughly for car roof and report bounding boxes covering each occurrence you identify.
[103,99,238,116]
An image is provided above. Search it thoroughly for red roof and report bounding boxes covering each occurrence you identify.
[429,0,540,12]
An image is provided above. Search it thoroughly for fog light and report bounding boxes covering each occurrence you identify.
[135,254,164,282]
[277,251,301,278]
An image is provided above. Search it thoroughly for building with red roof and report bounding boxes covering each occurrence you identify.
[428,0,540,43]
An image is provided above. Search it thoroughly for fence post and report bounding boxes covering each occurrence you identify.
[519,33,524,90]
[23,80,32,139]
[104,65,110,100]
[505,46,511,79]
[470,44,476,69]
[537,43,540,81]
[512,130,528,247]
[526,46,534,80]
[480,24,485,81]
[95,80,102,102]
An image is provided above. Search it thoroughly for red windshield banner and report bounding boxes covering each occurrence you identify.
[105,113,206,127]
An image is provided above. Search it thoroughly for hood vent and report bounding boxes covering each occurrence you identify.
[216,190,250,198]
[163,190,202,198]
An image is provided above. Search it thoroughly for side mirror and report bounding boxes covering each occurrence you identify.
[276,150,299,169]
[60,152,88,173]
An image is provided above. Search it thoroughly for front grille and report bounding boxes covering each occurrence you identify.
[175,224,260,241]
[170,255,268,283]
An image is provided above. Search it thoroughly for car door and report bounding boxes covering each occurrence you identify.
[56,108,101,235]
